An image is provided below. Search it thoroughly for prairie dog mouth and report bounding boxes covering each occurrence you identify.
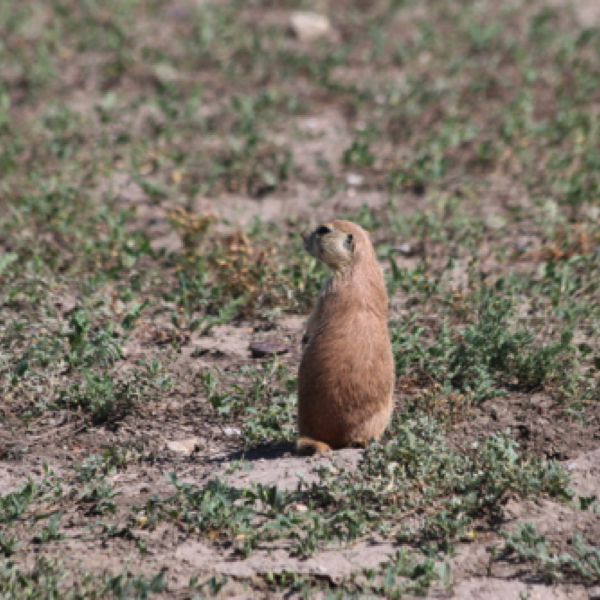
[301,227,315,254]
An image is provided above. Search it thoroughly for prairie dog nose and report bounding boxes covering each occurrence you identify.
[300,227,313,243]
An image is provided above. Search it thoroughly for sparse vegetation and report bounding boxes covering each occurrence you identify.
[1,0,600,596]
[500,523,600,583]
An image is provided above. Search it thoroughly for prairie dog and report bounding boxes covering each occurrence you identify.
[297,220,395,455]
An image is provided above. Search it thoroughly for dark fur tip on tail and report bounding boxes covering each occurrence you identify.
[296,437,331,456]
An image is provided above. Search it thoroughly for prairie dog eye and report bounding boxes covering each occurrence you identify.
[316,225,332,236]
[345,233,354,249]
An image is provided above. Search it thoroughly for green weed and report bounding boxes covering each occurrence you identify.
[199,361,297,446]
[0,556,165,600]
[56,361,171,423]
[500,523,600,582]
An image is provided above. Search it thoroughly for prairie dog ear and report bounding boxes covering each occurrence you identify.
[344,233,354,251]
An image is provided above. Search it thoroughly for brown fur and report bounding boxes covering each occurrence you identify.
[297,220,395,455]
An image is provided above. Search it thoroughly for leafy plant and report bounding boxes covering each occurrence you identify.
[501,523,600,582]
[33,512,63,544]
[199,361,297,446]
[56,361,171,422]
[342,140,375,168]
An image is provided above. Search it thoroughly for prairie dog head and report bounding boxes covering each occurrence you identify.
[301,220,372,271]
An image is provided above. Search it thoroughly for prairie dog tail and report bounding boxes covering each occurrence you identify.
[296,437,331,456]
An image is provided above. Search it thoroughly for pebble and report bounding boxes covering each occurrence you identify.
[249,341,290,358]
[393,243,415,256]
[165,438,201,455]
[223,427,241,436]
[346,173,364,186]
[289,12,331,42]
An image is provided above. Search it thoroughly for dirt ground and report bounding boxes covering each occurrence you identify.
[2,0,600,598]
[2,321,600,598]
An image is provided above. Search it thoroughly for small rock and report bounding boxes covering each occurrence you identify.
[154,63,182,83]
[346,173,364,187]
[289,12,331,42]
[48,413,68,427]
[223,427,241,436]
[393,243,419,256]
[249,341,290,358]
[54,296,78,316]
[300,118,320,132]
[166,438,201,455]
